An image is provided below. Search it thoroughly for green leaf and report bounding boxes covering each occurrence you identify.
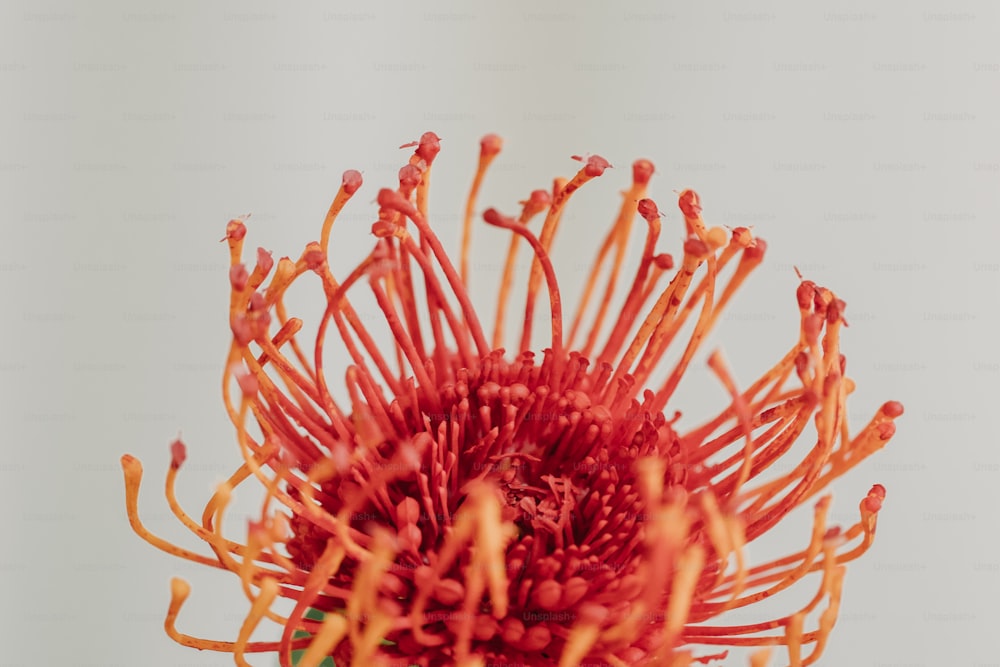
[286,609,409,666]
[289,608,335,667]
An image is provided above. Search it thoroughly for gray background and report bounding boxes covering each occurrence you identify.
[1,1,996,665]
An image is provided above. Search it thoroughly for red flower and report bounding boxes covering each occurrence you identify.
[122,132,902,667]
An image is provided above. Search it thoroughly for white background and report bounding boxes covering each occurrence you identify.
[1,1,997,665]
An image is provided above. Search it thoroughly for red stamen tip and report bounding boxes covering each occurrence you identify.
[398,164,422,193]
[416,131,442,164]
[876,421,896,440]
[637,198,660,221]
[571,154,612,176]
[683,237,710,259]
[255,247,274,276]
[882,400,905,418]
[827,298,847,324]
[229,263,248,291]
[520,189,551,217]
[371,220,397,238]
[480,133,503,157]
[731,226,754,248]
[863,484,887,512]
[795,350,810,376]
[653,253,674,270]
[170,438,186,469]
[230,315,252,345]
[632,159,655,185]
[796,281,817,310]
[224,218,247,242]
[678,189,702,218]
[813,286,833,314]
[743,236,766,261]
[377,188,418,217]
[482,207,513,227]
[302,243,326,271]
[342,169,363,195]
[584,154,611,177]
[823,526,843,541]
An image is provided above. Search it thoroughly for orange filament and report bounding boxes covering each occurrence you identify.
[568,158,654,356]
[461,134,503,285]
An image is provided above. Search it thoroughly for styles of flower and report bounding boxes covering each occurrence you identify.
[123,132,902,667]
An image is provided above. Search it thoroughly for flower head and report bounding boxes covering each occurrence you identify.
[122,132,901,666]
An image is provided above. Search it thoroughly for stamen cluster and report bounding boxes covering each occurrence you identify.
[123,132,901,667]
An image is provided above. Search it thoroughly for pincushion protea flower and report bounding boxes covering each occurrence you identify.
[122,132,902,667]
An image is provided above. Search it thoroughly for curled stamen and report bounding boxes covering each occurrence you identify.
[493,188,551,349]
[521,154,611,351]
[484,208,565,366]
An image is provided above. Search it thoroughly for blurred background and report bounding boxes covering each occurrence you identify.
[1,1,997,664]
